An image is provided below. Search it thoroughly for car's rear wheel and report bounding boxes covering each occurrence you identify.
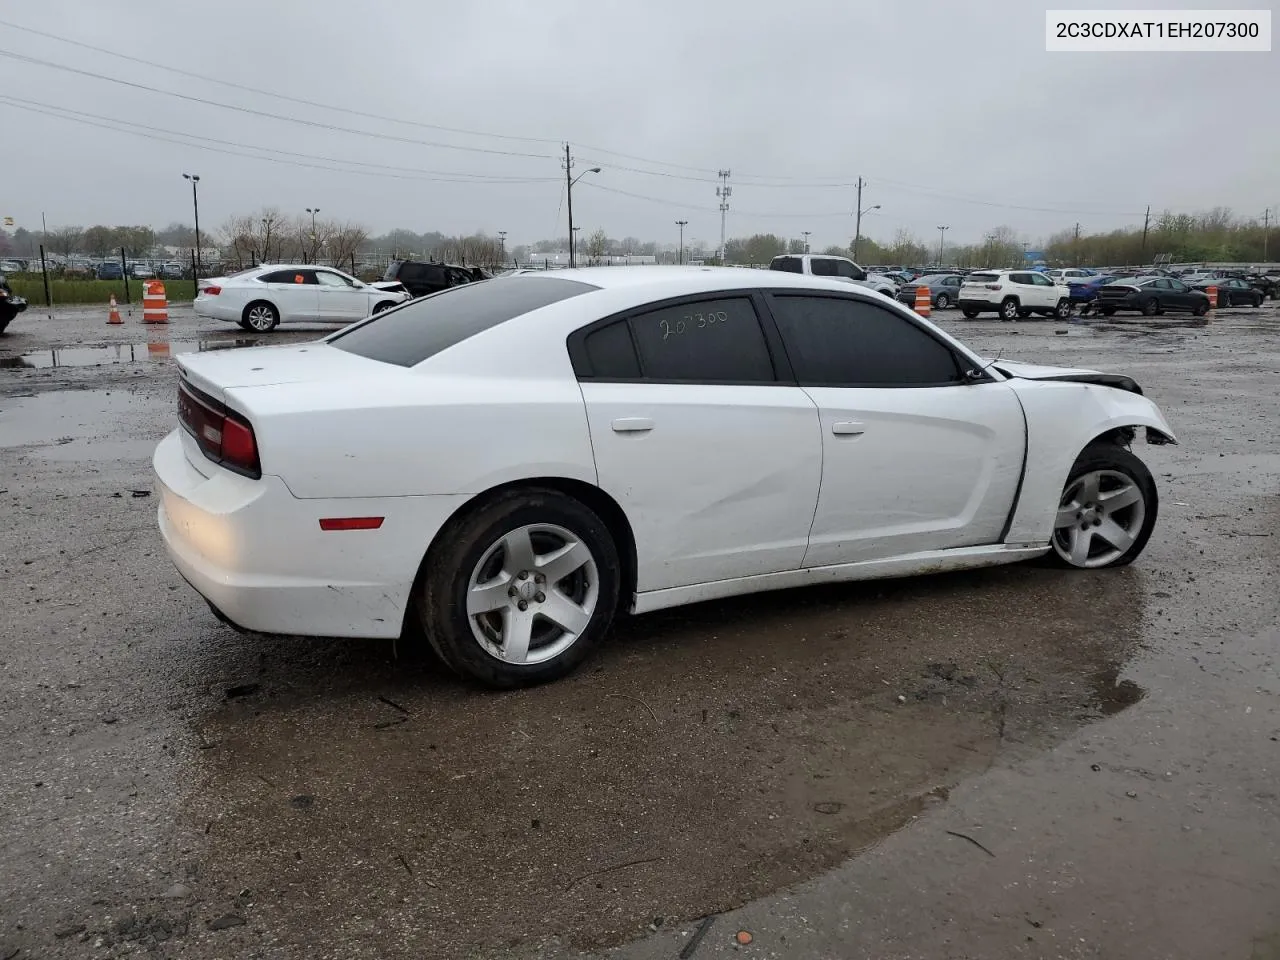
[1141,298,1159,317]
[1000,298,1020,321]
[243,301,279,332]
[935,293,950,309]
[962,308,980,319]
[1101,306,1116,316]
[418,488,621,688]
[1048,444,1157,569]
[1252,293,1262,308]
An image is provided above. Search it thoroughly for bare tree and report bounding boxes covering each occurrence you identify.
[585,228,608,262]
[326,221,368,268]
[48,226,84,257]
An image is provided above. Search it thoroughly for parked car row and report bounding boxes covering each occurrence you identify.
[195,264,413,331]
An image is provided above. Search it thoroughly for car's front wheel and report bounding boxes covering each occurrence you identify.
[373,300,397,314]
[418,488,621,688]
[1141,298,1159,317]
[1193,299,1210,317]
[242,301,280,332]
[1049,443,1157,569]
[1055,298,1073,319]
[1252,293,1262,308]
[962,308,980,319]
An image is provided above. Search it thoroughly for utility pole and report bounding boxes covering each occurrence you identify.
[1263,208,1272,262]
[183,174,201,279]
[801,230,812,253]
[675,220,687,264]
[564,144,576,268]
[985,233,996,265]
[1140,205,1151,263]
[716,170,732,263]
[497,230,506,265]
[1073,222,1081,265]
[306,207,320,264]
[936,225,948,266]
[853,177,864,260]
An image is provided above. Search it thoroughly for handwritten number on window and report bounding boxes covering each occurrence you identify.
[659,310,728,340]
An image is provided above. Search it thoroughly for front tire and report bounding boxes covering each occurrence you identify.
[935,293,951,309]
[1193,300,1210,317]
[1252,294,1262,308]
[373,300,396,314]
[1141,298,1159,317]
[1055,298,1073,319]
[962,308,980,319]
[242,301,280,332]
[1101,306,1116,316]
[1048,443,1157,569]
[418,488,621,688]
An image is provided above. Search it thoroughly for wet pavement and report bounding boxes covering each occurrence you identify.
[1,302,1278,959]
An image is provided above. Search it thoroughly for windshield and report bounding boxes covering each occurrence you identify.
[967,273,999,282]
[328,275,598,367]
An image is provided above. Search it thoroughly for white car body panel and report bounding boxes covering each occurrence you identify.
[580,381,822,591]
[155,267,1175,641]
[800,382,1025,567]
[193,264,410,326]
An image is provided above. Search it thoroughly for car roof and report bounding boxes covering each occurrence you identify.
[512,264,864,296]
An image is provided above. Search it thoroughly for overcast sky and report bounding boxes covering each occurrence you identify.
[1,0,1276,251]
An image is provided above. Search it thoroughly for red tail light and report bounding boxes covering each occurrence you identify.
[177,380,261,478]
[202,285,221,296]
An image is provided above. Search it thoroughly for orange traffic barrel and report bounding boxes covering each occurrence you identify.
[107,294,122,325]
[147,341,171,359]
[913,285,931,318]
[142,279,169,324]
[1206,285,1218,309]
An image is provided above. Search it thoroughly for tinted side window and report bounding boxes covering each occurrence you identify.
[259,269,312,284]
[770,257,803,274]
[628,297,775,382]
[833,260,865,281]
[581,320,640,379]
[1031,273,1053,286]
[809,258,839,277]
[329,276,598,367]
[1009,273,1032,285]
[769,295,963,387]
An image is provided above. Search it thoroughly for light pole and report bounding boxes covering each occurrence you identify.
[852,203,879,261]
[305,208,320,264]
[497,230,507,265]
[802,230,812,253]
[936,225,948,267]
[182,173,201,279]
[675,220,688,264]
[984,233,996,266]
[261,215,276,264]
[566,165,600,268]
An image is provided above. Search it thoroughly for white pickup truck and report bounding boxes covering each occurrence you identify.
[768,254,899,298]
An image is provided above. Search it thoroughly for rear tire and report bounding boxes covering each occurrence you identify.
[1193,300,1210,317]
[1141,298,1159,317]
[1000,298,1020,321]
[935,293,951,309]
[1252,294,1262,308]
[242,301,280,332]
[1046,443,1158,570]
[1101,306,1116,316]
[962,308,980,319]
[417,488,621,688]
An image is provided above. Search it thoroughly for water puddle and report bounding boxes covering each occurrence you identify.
[0,389,163,461]
[0,339,261,370]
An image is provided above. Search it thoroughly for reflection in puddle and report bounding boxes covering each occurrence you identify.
[1091,666,1147,715]
[0,389,158,460]
[3,339,261,369]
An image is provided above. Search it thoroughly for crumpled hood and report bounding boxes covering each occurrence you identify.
[988,359,1102,379]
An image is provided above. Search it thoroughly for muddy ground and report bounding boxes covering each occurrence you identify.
[1,300,1278,959]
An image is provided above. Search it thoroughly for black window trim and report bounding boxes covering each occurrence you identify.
[566,289,796,385]
[758,288,993,389]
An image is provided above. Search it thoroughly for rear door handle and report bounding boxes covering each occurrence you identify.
[832,421,865,436]
[611,417,654,433]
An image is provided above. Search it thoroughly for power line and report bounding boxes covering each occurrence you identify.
[0,48,555,160]
[0,15,562,148]
[0,97,558,185]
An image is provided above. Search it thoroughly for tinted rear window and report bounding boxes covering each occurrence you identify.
[967,273,999,282]
[769,257,803,274]
[329,276,598,367]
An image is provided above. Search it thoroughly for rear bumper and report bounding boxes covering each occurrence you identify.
[194,298,240,323]
[153,429,468,639]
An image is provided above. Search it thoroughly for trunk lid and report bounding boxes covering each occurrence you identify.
[175,342,393,405]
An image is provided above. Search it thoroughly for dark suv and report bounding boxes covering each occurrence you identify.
[0,272,28,334]
[382,261,477,298]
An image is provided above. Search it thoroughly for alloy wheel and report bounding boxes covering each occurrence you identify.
[465,523,599,665]
[246,305,276,331]
[1052,469,1147,568]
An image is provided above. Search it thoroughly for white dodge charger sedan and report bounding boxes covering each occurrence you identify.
[155,267,1175,687]
[195,264,412,332]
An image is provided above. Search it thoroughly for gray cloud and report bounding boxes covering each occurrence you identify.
[2,0,1275,250]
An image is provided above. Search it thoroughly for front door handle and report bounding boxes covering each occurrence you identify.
[832,421,865,436]
[611,417,654,433]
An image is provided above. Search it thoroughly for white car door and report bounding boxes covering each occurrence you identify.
[570,293,822,593]
[314,269,372,320]
[254,268,318,322]
[764,292,1025,567]
[1029,271,1065,308]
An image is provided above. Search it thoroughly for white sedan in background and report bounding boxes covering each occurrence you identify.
[195,264,412,332]
[156,267,1175,688]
